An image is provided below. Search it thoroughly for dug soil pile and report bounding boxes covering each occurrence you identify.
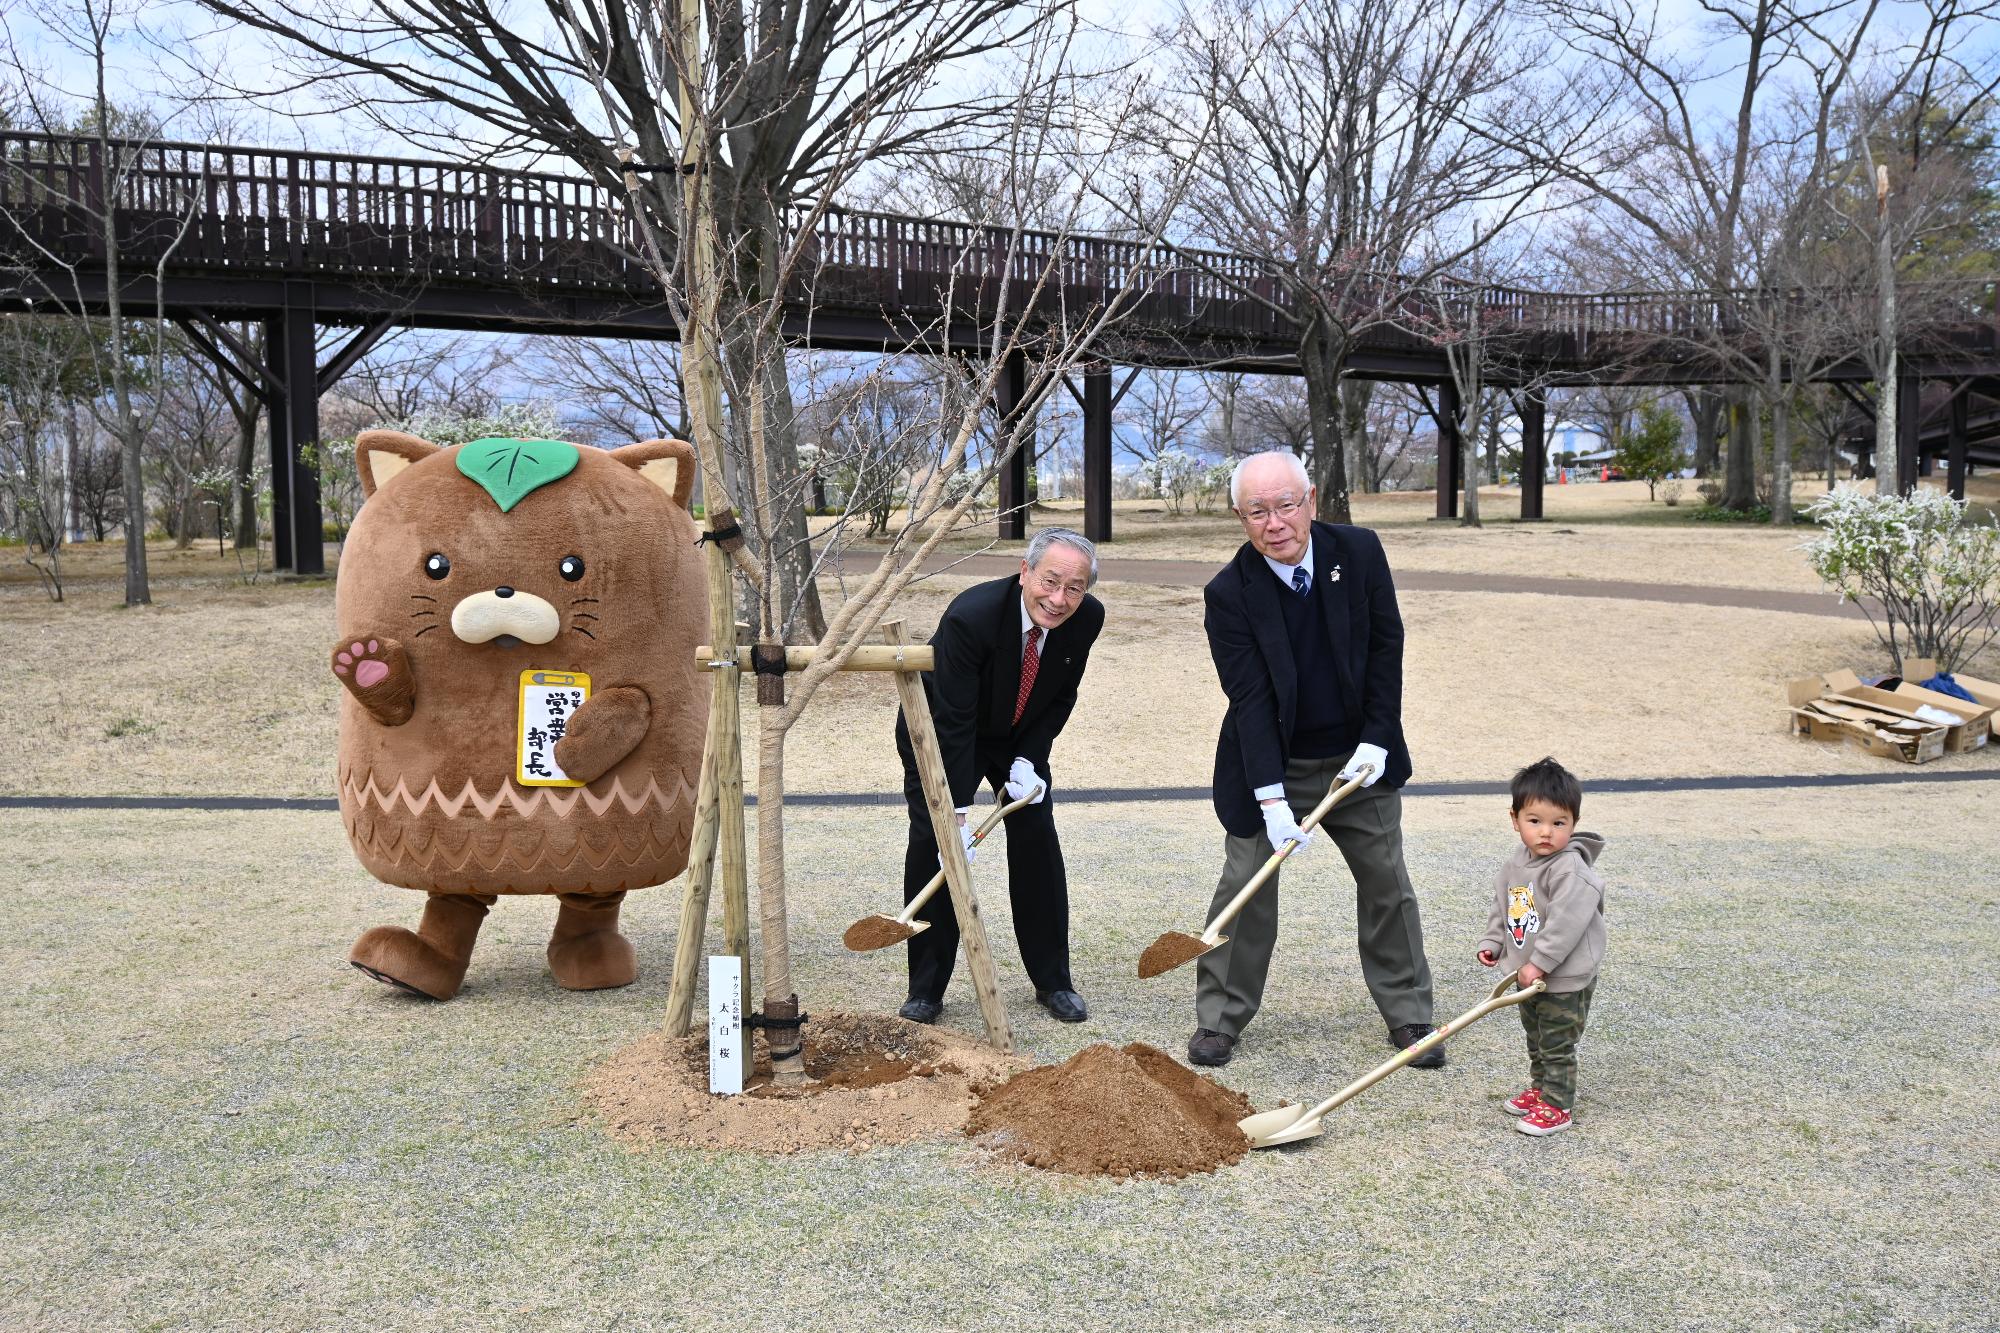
[966,1042,1254,1178]
[584,1012,1026,1154]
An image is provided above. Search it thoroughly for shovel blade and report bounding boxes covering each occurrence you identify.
[1238,1104,1323,1147]
[1137,930,1224,979]
[841,915,929,952]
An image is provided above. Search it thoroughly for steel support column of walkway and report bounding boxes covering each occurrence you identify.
[264,285,326,575]
[1519,389,1548,521]
[1949,390,1970,499]
[995,348,1032,541]
[1082,362,1113,543]
[1895,370,1921,496]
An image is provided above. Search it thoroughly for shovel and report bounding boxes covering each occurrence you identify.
[1136,764,1372,979]
[841,782,1043,952]
[1236,971,1547,1148]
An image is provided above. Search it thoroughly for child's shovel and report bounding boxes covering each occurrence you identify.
[841,783,1043,952]
[1135,765,1371,979]
[1235,971,1546,1148]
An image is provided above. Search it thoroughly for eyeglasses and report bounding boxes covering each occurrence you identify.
[1239,498,1305,524]
[1032,571,1090,599]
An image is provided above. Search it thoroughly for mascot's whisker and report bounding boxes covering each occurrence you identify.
[569,596,599,605]
[412,623,441,637]
[572,612,599,622]
[570,624,598,640]
[410,593,437,602]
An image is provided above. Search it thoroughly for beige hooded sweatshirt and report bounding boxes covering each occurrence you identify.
[1478,832,1606,994]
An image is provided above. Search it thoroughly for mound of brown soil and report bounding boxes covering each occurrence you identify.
[584,1012,1026,1155]
[965,1041,1254,1179]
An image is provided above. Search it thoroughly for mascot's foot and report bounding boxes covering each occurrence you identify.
[349,892,494,1000]
[547,892,638,991]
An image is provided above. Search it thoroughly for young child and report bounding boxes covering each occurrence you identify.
[1476,757,1605,1136]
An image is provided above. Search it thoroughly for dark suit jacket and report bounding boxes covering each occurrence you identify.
[896,574,1105,807]
[1206,520,1412,837]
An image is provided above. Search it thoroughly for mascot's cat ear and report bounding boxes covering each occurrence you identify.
[355,430,441,499]
[610,439,697,511]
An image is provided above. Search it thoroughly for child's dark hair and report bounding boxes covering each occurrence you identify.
[1510,757,1582,820]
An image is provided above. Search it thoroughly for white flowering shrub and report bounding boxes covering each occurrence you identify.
[1141,448,1205,515]
[1802,487,2000,673]
[385,401,567,448]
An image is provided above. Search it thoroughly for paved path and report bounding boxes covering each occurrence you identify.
[6,767,1994,814]
[836,552,1866,620]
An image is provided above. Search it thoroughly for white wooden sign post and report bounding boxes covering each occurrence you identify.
[708,955,750,1095]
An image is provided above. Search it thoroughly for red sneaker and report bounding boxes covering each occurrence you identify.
[1504,1087,1545,1116]
[1516,1102,1572,1136]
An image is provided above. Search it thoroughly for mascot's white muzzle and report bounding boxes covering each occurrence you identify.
[450,587,561,647]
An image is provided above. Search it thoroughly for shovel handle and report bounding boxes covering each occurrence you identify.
[1291,972,1544,1126]
[897,784,1043,924]
[1198,766,1372,945]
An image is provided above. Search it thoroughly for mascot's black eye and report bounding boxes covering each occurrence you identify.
[423,552,451,580]
[559,555,585,582]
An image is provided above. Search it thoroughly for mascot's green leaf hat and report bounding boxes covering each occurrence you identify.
[457,437,580,512]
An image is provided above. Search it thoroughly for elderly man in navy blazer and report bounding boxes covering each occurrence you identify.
[1187,452,1438,1069]
[894,528,1105,1026]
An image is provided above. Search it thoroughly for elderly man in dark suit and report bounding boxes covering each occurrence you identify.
[1186,452,1439,1069]
[894,528,1105,1025]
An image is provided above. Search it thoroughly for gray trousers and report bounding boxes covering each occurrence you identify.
[1196,752,1434,1037]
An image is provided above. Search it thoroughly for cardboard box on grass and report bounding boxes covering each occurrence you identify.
[1784,670,1965,764]
[1786,668,1991,753]
[1904,658,2000,716]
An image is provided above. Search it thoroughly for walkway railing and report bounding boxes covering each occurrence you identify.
[4,130,1996,355]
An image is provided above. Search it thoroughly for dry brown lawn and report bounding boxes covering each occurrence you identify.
[4,526,1997,798]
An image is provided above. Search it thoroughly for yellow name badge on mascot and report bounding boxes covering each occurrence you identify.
[518,669,591,787]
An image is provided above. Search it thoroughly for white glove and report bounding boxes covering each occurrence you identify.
[1340,743,1389,788]
[1260,800,1314,854]
[1005,757,1047,804]
[939,809,976,866]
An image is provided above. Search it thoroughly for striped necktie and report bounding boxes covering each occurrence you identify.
[1291,566,1311,596]
[1013,626,1043,725]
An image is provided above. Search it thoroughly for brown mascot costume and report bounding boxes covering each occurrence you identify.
[331,429,708,1000]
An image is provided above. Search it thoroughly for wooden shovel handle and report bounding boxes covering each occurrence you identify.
[1291,971,1544,1126]
[1198,765,1372,944]
[897,784,1043,924]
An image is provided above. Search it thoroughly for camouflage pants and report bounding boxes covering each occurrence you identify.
[1519,980,1596,1111]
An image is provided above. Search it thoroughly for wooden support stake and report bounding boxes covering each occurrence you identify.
[663,677,727,1036]
[883,620,1014,1053]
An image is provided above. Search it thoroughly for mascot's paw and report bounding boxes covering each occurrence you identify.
[547,929,639,991]
[332,637,415,726]
[349,924,471,1000]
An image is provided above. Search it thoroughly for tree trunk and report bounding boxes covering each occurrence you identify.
[1769,355,1792,525]
[234,397,261,549]
[1687,390,1722,477]
[1874,185,1898,494]
[1341,380,1373,494]
[1459,386,1482,528]
[97,141,149,605]
[1724,391,1758,510]
[1300,324,1351,522]
[755,706,805,1087]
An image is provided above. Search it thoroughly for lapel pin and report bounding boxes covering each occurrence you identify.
[1328,564,1342,584]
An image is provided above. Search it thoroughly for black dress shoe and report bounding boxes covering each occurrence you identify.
[1034,988,1088,1022]
[1389,1022,1447,1068]
[1188,1028,1238,1067]
[898,998,942,1024]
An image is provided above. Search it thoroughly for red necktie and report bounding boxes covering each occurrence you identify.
[1013,626,1042,725]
